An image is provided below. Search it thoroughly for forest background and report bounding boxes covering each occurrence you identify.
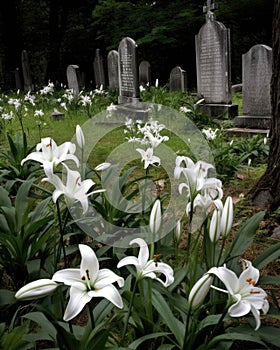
[0,0,274,91]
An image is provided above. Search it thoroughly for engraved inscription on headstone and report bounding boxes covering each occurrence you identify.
[139,60,151,86]
[242,45,272,116]
[93,48,106,88]
[66,64,82,95]
[169,66,187,92]
[118,37,140,104]
[107,50,119,91]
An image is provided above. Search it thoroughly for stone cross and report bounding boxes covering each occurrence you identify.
[203,0,218,21]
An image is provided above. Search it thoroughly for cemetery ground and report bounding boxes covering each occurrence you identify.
[0,85,280,349]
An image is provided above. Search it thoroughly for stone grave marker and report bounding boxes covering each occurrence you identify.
[235,44,272,129]
[93,48,106,88]
[118,37,140,104]
[107,50,119,91]
[14,68,22,91]
[66,64,82,95]
[139,60,151,86]
[169,66,187,92]
[21,50,34,92]
[195,0,237,118]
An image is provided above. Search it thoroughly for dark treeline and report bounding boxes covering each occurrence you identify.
[0,0,274,91]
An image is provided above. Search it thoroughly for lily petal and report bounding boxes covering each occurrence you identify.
[63,286,91,321]
[15,279,58,300]
[88,284,123,309]
[79,244,99,282]
[95,269,124,289]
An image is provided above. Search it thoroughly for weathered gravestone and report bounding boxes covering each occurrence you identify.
[118,37,140,104]
[139,60,151,86]
[169,66,187,92]
[66,64,82,95]
[21,50,34,92]
[235,44,272,129]
[195,0,238,118]
[14,68,22,91]
[107,50,119,91]
[115,37,148,121]
[93,48,106,88]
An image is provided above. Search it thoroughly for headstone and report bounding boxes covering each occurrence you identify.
[235,44,272,129]
[14,68,22,91]
[195,0,238,118]
[139,60,151,86]
[21,50,34,92]
[66,64,82,95]
[118,37,140,104]
[169,66,187,92]
[93,48,106,88]
[107,50,119,91]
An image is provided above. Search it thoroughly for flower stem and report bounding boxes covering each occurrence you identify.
[56,200,68,268]
[88,303,95,329]
[120,278,138,346]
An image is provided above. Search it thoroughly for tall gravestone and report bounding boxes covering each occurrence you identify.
[21,50,34,92]
[66,64,82,95]
[107,50,119,91]
[118,37,140,104]
[235,44,272,129]
[195,0,237,118]
[93,48,106,88]
[169,66,187,92]
[139,60,151,86]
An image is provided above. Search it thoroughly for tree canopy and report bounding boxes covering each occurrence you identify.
[0,0,274,90]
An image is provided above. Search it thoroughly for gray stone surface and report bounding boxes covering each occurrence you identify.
[93,48,106,88]
[21,50,33,91]
[242,44,272,116]
[169,66,187,92]
[235,44,272,129]
[195,1,237,118]
[118,37,140,104]
[107,50,119,91]
[66,64,82,95]
[139,60,151,86]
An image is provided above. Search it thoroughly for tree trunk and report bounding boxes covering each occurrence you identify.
[250,0,280,210]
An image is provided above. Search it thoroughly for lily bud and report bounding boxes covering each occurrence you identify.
[150,199,161,235]
[209,209,221,242]
[220,196,233,238]
[15,279,59,300]
[94,162,111,171]
[188,273,213,309]
[76,124,85,149]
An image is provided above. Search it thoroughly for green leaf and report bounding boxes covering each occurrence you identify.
[0,187,11,207]
[226,211,265,269]
[259,275,280,284]
[152,289,184,347]
[15,180,34,229]
[0,289,16,307]
[23,311,57,341]
[129,332,171,349]
[206,332,266,348]
[253,241,280,270]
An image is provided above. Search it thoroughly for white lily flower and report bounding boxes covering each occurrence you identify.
[42,165,97,213]
[117,238,174,287]
[220,196,234,237]
[15,279,59,300]
[136,148,161,169]
[52,244,124,321]
[150,199,161,234]
[210,260,269,330]
[188,273,214,309]
[76,125,85,149]
[21,137,79,172]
